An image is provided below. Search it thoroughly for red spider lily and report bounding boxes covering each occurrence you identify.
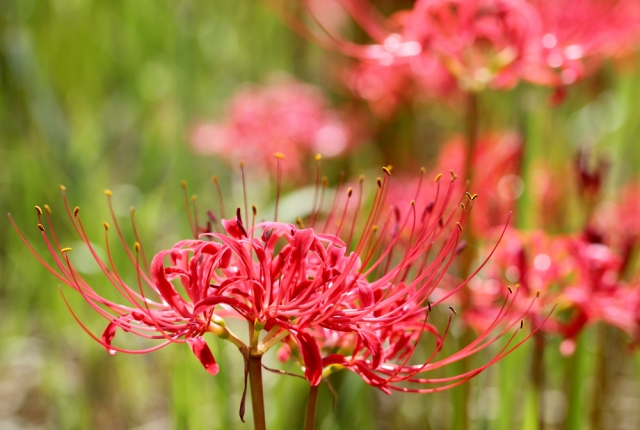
[190,75,360,175]
[10,160,543,398]
[273,0,543,95]
[463,226,639,355]
[526,0,640,87]
[385,132,522,233]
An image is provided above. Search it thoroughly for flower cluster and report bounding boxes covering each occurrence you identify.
[280,0,640,113]
[190,75,360,175]
[11,161,541,399]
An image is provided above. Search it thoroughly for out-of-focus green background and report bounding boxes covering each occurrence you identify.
[2,1,640,429]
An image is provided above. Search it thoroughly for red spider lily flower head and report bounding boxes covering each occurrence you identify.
[11,157,544,402]
[190,75,359,176]
[464,225,638,356]
[525,0,640,87]
[463,228,565,333]
[404,0,543,91]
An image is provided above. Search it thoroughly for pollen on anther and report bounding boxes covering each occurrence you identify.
[37,224,45,232]
[450,170,458,181]
[315,153,322,161]
[59,185,66,191]
[43,204,51,214]
[73,207,80,217]
[434,173,443,182]
[382,166,392,176]
[181,180,187,188]
[104,189,113,196]
[347,187,353,197]
[239,160,245,168]
[190,195,197,203]
[274,152,285,159]
[456,222,463,231]
[103,222,110,230]
[420,167,426,174]
[60,247,72,254]
[35,206,43,215]
[471,193,478,200]
[449,306,457,315]
[410,200,415,206]
[212,175,219,184]
[296,217,304,229]
[508,286,513,294]
[465,192,473,200]
[359,174,365,183]
[134,242,141,252]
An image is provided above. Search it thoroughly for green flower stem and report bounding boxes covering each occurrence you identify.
[304,384,319,430]
[249,355,267,430]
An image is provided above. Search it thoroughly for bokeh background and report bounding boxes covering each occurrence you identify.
[2,1,640,429]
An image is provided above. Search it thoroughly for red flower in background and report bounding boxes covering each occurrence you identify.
[526,0,640,86]
[190,75,361,175]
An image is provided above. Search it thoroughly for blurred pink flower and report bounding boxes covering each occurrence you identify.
[190,76,360,174]
[526,0,640,86]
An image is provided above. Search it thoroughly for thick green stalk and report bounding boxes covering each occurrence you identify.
[249,355,267,430]
[304,384,319,430]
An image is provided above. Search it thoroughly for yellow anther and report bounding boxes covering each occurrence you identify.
[60,247,72,254]
[130,207,136,215]
[252,205,257,216]
[450,170,457,181]
[190,195,197,202]
[471,193,478,200]
[372,225,378,232]
[37,224,45,232]
[212,175,219,184]
[274,152,285,159]
[239,160,245,167]
[410,200,415,206]
[359,174,365,183]
[456,222,463,231]
[73,206,80,217]
[420,167,426,174]
[382,166,392,176]
[315,153,322,161]
[449,306,457,315]
[59,185,66,191]
[43,204,51,214]
[103,189,113,196]
[35,206,43,215]
[347,187,353,197]
[322,177,328,187]
[434,173,443,182]
[103,222,110,230]
[296,217,304,229]
[461,202,466,211]
[465,192,473,200]
[134,242,141,252]
[376,178,382,188]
